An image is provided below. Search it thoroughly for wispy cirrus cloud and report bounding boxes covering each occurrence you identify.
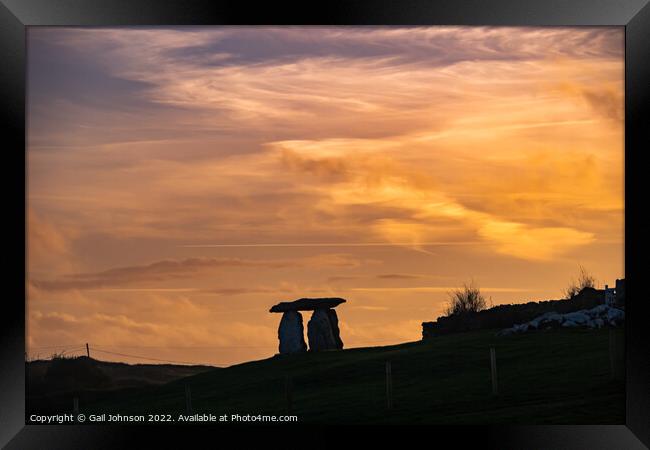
[376,274,424,280]
[31,254,364,291]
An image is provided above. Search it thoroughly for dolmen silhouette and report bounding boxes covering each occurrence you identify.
[269,297,346,354]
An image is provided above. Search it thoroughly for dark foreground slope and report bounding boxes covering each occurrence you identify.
[79,327,625,424]
[27,357,213,415]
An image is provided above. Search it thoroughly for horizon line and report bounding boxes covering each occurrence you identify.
[179,242,480,248]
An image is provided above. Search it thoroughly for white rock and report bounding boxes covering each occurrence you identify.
[564,312,591,324]
[589,304,609,316]
[607,308,625,322]
[498,304,623,336]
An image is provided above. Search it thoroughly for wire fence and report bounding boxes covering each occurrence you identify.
[26,329,625,422]
[51,331,626,419]
[25,338,412,366]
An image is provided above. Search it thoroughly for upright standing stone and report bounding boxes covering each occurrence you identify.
[327,309,343,349]
[307,308,341,351]
[278,311,307,354]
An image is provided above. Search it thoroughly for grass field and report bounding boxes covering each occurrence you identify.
[79,327,625,424]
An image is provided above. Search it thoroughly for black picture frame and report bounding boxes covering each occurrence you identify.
[1,1,648,448]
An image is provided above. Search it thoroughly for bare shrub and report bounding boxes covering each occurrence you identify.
[564,265,596,299]
[445,281,486,316]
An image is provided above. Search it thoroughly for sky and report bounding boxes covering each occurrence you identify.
[27,26,624,366]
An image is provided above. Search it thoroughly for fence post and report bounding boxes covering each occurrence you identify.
[185,384,193,414]
[490,347,498,395]
[285,375,293,414]
[73,396,79,414]
[386,361,393,410]
[609,328,616,380]
[86,343,90,358]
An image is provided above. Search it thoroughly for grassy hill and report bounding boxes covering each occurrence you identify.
[78,327,625,424]
[27,357,214,415]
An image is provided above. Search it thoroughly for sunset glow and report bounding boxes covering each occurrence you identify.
[27,27,624,365]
